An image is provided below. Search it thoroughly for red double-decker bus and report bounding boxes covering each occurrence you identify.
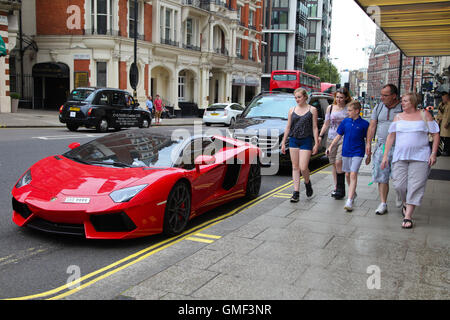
[269,70,321,93]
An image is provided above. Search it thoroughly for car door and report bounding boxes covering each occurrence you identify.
[124,93,141,127]
[180,138,226,212]
[111,91,130,128]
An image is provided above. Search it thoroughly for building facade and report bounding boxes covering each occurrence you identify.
[261,0,308,90]
[305,0,331,60]
[7,0,263,112]
[367,30,441,101]
[0,0,21,113]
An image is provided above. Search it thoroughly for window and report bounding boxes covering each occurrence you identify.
[178,76,185,102]
[91,0,112,35]
[96,62,107,87]
[271,34,287,53]
[308,3,318,17]
[165,9,172,40]
[271,10,288,30]
[249,42,254,60]
[186,18,193,45]
[236,38,242,57]
[249,10,254,27]
[129,0,140,38]
[272,56,286,70]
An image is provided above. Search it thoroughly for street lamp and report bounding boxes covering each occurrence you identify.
[129,0,139,98]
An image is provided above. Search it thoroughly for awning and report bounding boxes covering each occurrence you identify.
[32,62,70,78]
[354,0,450,56]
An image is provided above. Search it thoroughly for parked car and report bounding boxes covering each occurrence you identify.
[203,102,245,127]
[230,91,335,169]
[11,130,261,239]
[59,87,152,132]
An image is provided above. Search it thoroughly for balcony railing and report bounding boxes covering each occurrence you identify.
[161,38,179,47]
[183,43,201,51]
[214,47,229,55]
[182,0,235,11]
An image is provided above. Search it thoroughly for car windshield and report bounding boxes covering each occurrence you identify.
[63,131,184,168]
[68,89,95,102]
[242,95,295,120]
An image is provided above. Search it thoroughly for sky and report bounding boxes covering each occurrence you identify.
[329,0,377,73]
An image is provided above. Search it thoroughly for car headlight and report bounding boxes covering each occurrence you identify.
[15,170,32,188]
[109,184,148,203]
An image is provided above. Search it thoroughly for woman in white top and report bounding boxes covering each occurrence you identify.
[318,88,351,199]
[381,92,440,229]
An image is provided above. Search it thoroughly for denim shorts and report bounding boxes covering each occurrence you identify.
[289,136,313,150]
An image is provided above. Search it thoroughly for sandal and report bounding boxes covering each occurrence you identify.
[402,219,413,229]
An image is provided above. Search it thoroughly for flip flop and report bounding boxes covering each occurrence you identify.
[402,219,413,229]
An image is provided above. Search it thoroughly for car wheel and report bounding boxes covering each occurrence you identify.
[66,123,79,132]
[229,117,235,127]
[163,182,191,236]
[140,117,150,128]
[96,118,109,133]
[245,161,261,199]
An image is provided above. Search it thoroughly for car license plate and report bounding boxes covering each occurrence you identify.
[211,113,219,116]
[70,107,80,111]
[70,112,76,118]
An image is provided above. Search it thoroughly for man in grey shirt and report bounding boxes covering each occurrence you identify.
[366,84,403,215]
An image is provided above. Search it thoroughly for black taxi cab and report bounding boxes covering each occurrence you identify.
[59,87,152,132]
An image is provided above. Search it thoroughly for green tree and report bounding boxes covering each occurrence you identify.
[304,54,340,84]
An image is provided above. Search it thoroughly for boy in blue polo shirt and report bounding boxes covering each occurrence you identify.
[327,101,370,211]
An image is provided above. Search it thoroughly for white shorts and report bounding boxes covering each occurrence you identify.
[342,156,363,173]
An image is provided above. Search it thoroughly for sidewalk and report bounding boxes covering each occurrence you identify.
[2,108,449,300]
[0,108,198,128]
[66,155,449,300]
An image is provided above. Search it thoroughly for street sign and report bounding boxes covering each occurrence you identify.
[129,62,139,90]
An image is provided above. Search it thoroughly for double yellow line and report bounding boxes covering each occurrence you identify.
[6,163,329,300]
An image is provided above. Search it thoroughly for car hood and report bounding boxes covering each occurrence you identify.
[27,155,168,197]
[232,118,287,136]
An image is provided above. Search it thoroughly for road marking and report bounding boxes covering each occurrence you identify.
[185,236,215,244]
[5,163,330,300]
[195,233,222,239]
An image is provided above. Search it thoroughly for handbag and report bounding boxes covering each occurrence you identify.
[421,110,442,157]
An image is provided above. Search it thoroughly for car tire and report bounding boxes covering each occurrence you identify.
[163,181,191,236]
[96,118,109,133]
[140,117,151,128]
[245,161,261,199]
[66,123,79,132]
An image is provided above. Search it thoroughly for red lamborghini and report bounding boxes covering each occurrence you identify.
[11,130,261,239]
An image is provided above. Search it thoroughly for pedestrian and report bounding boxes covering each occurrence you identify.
[318,87,352,199]
[381,92,440,229]
[366,84,403,215]
[154,94,164,125]
[281,88,319,202]
[326,101,370,212]
[146,95,153,114]
[436,92,450,156]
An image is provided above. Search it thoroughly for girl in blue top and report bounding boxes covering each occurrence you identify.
[326,101,370,212]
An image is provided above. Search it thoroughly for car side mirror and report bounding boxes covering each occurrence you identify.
[68,142,80,150]
[194,155,216,172]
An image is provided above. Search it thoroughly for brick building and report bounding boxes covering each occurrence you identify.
[0,0,21,113]
[367,30,437,101]
[8,0,263,112]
